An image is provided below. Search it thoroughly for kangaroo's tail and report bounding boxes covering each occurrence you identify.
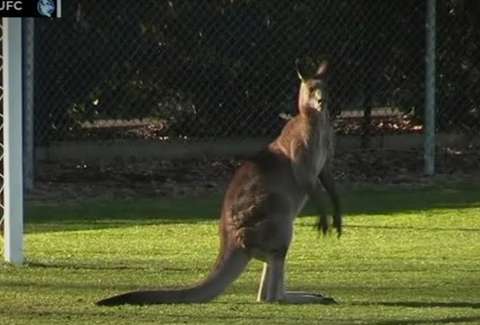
[96,248,250,306]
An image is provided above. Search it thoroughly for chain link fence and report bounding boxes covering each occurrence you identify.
[0,1,477,216]
[33,1,431,145]
[437,1,480,138]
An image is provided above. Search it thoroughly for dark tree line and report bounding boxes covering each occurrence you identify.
[34,0,479,142]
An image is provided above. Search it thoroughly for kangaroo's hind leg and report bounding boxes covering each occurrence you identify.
[257,256,336,304]
[256,262,269,302]
[256,256,286,302]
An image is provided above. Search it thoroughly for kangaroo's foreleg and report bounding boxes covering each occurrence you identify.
[319,163,342,236]
[305,179,332,235]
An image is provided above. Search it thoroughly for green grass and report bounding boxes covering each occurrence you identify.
[1,185,480,324]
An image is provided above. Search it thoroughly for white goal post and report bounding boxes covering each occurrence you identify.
[2,18,24,265]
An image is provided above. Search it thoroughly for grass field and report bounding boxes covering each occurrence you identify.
[1,184,480,324]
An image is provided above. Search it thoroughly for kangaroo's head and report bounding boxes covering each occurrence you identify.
[296,60,328,115]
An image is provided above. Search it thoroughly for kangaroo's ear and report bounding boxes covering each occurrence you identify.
[295,59,306,82]
[315,60,328,77]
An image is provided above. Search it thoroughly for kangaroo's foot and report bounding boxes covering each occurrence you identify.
[281,291,337,304]
[256,260,337,304]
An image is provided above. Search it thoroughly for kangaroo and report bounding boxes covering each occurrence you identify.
[96,61,342,306]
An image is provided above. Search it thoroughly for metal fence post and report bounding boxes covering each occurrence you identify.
[23,18,35,192]
[424,0,436,176]
[3,17,24,265]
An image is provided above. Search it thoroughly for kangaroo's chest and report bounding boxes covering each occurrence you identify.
[303,121,330,173]
[274,114,330,178]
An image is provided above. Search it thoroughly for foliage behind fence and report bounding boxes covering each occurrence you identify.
[33,1,479,145]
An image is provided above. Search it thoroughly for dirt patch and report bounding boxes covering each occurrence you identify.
[29,146,480,202]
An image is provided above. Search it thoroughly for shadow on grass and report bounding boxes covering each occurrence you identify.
[374,316,480,325]
[0,279,139,291]
[0,306,328,324]
[25,196,222,234]
[345,224,480,233]
[26,261,149,271]
[24,261,195,274]
[379,301,480,309]
[355,301,480,324]
[25,185,480,233]
[355,301,480,309]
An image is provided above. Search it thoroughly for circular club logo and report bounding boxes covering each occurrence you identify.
[37,0,55,17]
